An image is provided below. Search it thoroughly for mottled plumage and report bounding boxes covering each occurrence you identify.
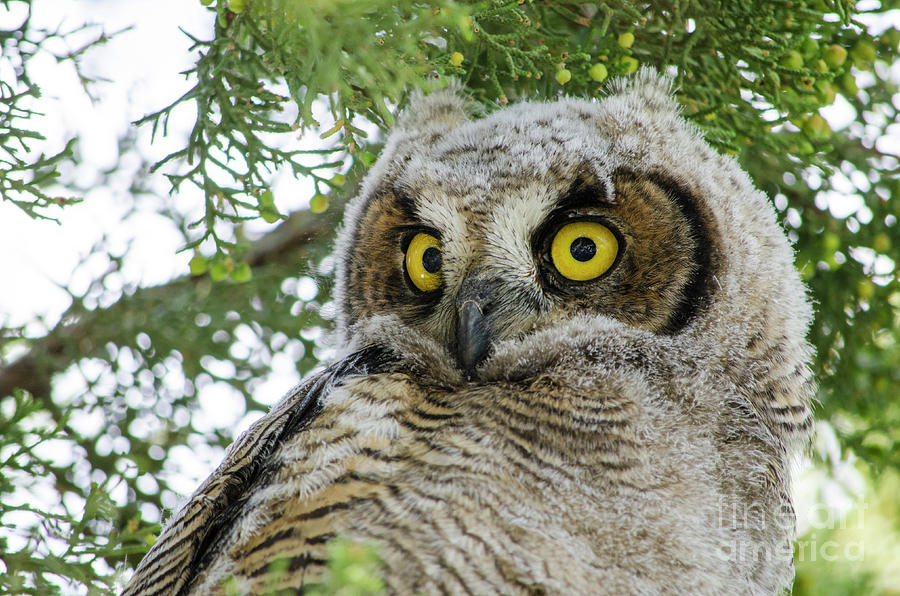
[125,70,814,595]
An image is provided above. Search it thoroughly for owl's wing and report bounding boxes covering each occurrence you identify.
[122,345,394,596]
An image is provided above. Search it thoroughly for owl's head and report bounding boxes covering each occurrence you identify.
[334,70,811,385]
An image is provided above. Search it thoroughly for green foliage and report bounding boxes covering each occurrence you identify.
[138,0,474,260]
[304,538,386,596]
[220,538,384,595]
[793,466,900,594]
[0,1,112,217]
[1,0,898,593]
[0,391,155,595]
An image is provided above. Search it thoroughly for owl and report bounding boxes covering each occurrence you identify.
[124,70,814,595]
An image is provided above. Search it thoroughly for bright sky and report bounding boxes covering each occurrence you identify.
[0,1,212,333]
[0,1,330,340]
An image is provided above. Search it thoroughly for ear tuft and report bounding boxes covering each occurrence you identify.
[395,80,474,136]
[606,67,679,113]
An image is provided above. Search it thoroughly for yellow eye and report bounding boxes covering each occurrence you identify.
[550,221,618,281]
[405,232,443,292]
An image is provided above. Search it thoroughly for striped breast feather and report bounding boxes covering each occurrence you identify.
[122,345,395,596]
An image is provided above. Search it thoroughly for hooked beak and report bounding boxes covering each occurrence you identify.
[457,300,491,377]
[455,274,498,378]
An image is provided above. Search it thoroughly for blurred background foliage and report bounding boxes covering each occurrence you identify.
[1,0,899,593]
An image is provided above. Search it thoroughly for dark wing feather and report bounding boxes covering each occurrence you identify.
[122,346,394,596]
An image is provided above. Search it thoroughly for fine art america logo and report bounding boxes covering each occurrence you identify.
[796,502,865,563]
[714,499,865,564]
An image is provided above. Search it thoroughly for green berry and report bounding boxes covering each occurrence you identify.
[310,194,329,213]
[189,254,209,276]
[258,190,280,223]
[815,80,836,105]
[850,41,876,66]
[802,113,830,141]
[258,189,274,207]
[780,50,803,70]
[555,68,572,84]
[450,52,464,67]
[619,56,638,74]
[230,262,253,283]
[617,32,635,49]
[210,261,229,282]
[823,232,840,253]
[856,279,875,300]
[801,38,819,58]
[883,28,900,50]
[229,0,245,13]
[588,63,608,82]
[822,44,847,68]
[873,233,892,254]
[358,150,377,167]
[838,72,859,95]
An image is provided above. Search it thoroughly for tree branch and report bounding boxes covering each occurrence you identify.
[0,206,343,401]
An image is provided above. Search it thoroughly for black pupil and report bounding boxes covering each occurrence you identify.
[422,246,442,273]
[570,237,596,262]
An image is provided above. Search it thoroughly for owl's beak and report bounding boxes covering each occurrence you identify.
[457,299,491,377]
[455,275,498,377]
